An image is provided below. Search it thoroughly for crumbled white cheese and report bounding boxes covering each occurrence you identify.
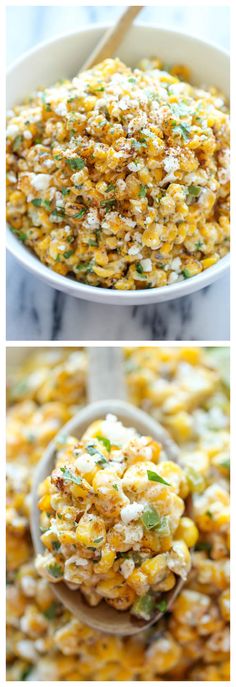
[140,258,152,272]
[55,102,68,117]
[128,245,140,256]
[124,232,131,242]
[6,124,20,138]
[23,130,32,140]
[168,271,179,284]
[101,414,136,447]
[171,257,181,271]
[31,174,51,191]
[75,452,96,473]
[127,162,142,172]
[44,159,55,169]
[120,502,144,525]
[163,155,179,173]
[120,559,135,579]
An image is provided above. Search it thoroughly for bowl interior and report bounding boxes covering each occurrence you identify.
[7,25,230,304]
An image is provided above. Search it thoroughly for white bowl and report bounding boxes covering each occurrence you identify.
[6,24,230,305]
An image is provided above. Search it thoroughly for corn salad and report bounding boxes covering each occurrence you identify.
[6,347,230,680]
[6,58,230,290]
[36,415,194,618]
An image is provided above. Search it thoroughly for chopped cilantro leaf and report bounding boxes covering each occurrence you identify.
[63,250,74,259]
[96,435,111,452]
[147,469,171,486]
[66,157,85,170]
[74,208,86,219]
[172,123,191,141]
[60,467,82,485]
[43,601,59,619]
[47,563,63,578]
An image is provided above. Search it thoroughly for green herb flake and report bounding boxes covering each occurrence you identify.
[20,666,33,681]
[93,536,104,544]
[195,541,212,552]
[100,198,117,212]
[74,208,86,219]
[131,592,155,620]
[172,123,191,141]
[195,241,204,250]
[219,458,230,470]
[156,598,168,613]
[182,268,192,279]
[12,135,23,152]
[11,228,27,242]
[106,183,115,193]
[60,466,82,486]
[96,435,111,452]
[141,505,161,530]
[62,188,70,196]
[31,198,51,211]
[206,510,213,519]
[139,184,147,198]
[128,77,136,84]
[147,469,171,486]
[136,263,144,274]
[188,185,202,198]
[52,540,61,551]
[31,198,42,207]
[76,261,93,273]
[113,484,119,491]
[66,157,85,170]
[43,601,59,620]
[185,466,204,492]
[47,563,63,578]
[63,250,74,259]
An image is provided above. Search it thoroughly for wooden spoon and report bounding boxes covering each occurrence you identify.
[31,348,188,636]
[80,6,143,72]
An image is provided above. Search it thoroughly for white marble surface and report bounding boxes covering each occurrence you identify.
[6,5,230,342]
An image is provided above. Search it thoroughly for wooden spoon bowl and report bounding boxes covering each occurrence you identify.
[31,398,186,636]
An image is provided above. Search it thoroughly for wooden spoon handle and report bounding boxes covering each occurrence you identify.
[88,347,126,402]
[80,6,143,71]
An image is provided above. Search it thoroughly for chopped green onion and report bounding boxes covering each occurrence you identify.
[156,598,168,613]
[141,505,161,530]
[131,593,155,620]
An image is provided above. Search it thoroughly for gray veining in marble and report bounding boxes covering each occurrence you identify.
[6,5,230,342]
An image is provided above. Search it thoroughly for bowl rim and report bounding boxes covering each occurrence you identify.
[6,22,230,304]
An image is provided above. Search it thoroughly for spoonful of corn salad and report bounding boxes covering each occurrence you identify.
[31,348,198,635]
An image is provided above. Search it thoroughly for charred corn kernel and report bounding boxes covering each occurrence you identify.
[141,553,168,585]
[75,513,106,547]
[175,517,199,547]
[173,589,211,625]
[127,568,149,595]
